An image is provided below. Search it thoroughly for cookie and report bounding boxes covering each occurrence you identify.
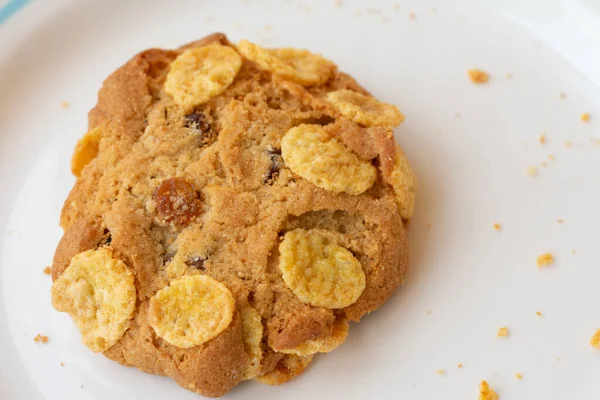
[50,33,415,397]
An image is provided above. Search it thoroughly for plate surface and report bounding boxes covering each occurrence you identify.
[1,0,599,399]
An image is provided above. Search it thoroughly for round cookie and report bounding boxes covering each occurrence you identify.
[50,32,415,397]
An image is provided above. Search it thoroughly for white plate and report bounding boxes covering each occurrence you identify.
[1,0,599,399]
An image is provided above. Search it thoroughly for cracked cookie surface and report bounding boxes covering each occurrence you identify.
[51,33,414,397]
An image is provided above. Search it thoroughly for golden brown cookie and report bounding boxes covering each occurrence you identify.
[50,33,414,397]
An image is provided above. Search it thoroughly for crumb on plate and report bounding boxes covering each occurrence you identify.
[580,113,590,122]
[60,101,70,109]
[43,266,51,275]
[468,69,489,84]
[497,327,509,337]
[60,362,65,367]
[457,363,463,368]
[590,329,600,349]
[537,253,554,267]
[34,334,48,343]
[559,92,566,99]
[527,166,538,176]
[536,311,542,317]
[548,154,555,161]
[506,73,513,79]
[478,380,498,400]
[409,12,417,20]
[514,373,523,379]
[557,219,564,224]
[565,141,572,148]
[539,134,546,144]
[493,223,501,231]
[435,369,445,375]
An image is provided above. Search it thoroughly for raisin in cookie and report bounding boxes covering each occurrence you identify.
[50,33,416,397]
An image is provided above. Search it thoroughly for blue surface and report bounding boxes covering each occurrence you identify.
[0,0,31,25]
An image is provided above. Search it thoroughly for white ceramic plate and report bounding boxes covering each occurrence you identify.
[1,0,599,399]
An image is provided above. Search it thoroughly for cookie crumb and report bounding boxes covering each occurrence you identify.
[43,266,51,275]
[536,253,554,267]
[556,357,561,362]
[264,24,271,30]
[457,363,463,368]
[493,223,501,231]
[409,12,417,20]
[538,134,546,144]
[557,219,564,224]
[506,73,513,79]
[467,69,489,84]
[580,113,590,122]
[427,310,431,315]
[80,384,84,389]
[514,372,523,379]
[571,249,576,255]
[526,166,538,176]
[34,334,48,343]
[536,311,542,317]
[60,362,65,367]
[559,92,566,99]
[565,141,572,148]
[435,369,445,375]
[393,3,400,10]
[478,380,498,400]
[590,329,600,349]
[335,0,343,6]
[548,154,555,161]
[60,101,70,109]
[497,327,509,337]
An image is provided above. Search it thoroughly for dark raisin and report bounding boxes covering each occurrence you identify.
[263,146,284,184]
[184,111,211,134]
[185,256,206,270]
[163,252,175,265]
[98,229,112,247]
[154,178,202,227]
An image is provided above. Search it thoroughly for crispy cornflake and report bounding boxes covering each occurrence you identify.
[493,223,501,231]
[590,329,600,349]
[479,380,499,400]
[71,126,102,177]
[537,253,554,267]
[255,354,313,385]
[326,89,404,127]
[389,146,417,219]
[277,316,349,356]
[279,229,366,309]
[580,113,590,122]
[34,334,48,343]
[148,274,234,348]
[43,266,51,275]
[468,69,490,84]
[51,248,136,352]
[281,124,376,195]
[240,305,264,380]
[497,327,509,337]
[515,373,523,379]
[237,40,334,85]
[165,45,242,109]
